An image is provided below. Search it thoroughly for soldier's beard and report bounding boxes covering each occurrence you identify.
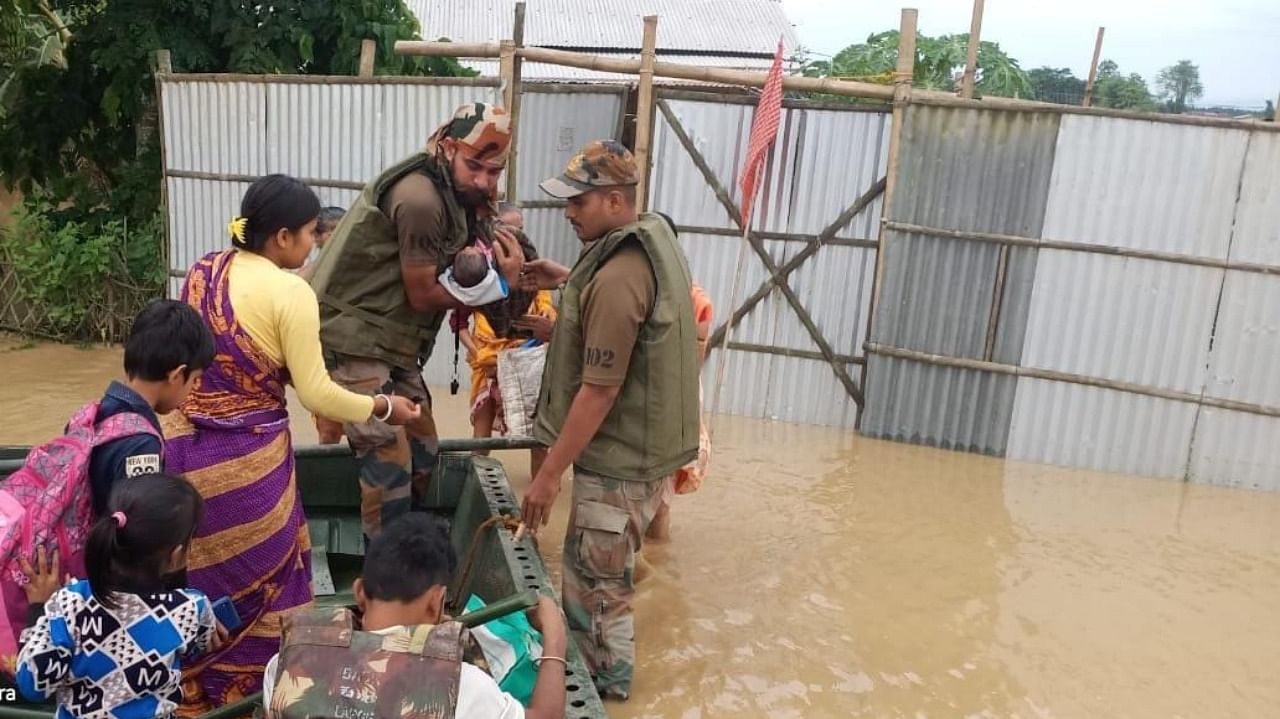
[455,187,491,207]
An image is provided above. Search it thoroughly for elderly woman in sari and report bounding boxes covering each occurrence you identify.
[163,175,420,711]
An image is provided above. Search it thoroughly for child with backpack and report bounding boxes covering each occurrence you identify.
[16,473,226,718]
[0,300,215,675]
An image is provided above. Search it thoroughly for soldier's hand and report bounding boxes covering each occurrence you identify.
[519,258,570,291]
[492,228,526,286]
[521,471,561,531]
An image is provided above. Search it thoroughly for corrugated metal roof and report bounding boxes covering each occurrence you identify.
[411,0,798,56]
[861,105,1061,454]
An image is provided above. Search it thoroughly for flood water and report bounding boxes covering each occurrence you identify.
[3,337,1279,718]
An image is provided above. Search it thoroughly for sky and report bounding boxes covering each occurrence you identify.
[782,0,1280,107]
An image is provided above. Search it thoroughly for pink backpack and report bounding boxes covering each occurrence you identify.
[0,402,159,676]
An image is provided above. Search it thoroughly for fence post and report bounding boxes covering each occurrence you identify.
[634,15,659,212]
[859,8,916,427]
[505,2,526,203]
[1082,27,1105,107]
[153,49,173,295]
[960,0,984,99]
[359,39,376,78]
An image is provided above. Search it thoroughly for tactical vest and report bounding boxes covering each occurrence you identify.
[310,153,470,370]
[269,607,464,719]
[534,213,700,481]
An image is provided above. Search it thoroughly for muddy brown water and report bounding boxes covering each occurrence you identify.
[3,338,1278,718]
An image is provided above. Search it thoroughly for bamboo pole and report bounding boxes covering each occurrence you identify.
[866,10,916,343]
[858,8,916,428]
[165,169,365,191]
[1082,27,1105,107]
[358,39,376,77]
[727,342,864,366]
[634,15,659,211]
[505,3,527,202]
[395,41,895,100]
[884,220,1280,277]
[499,40,516,107]
[961,0,984,99]
[864,342,1280,420]
[390,39,1280,133]
[155,73,499,87]
[153,50,173,296]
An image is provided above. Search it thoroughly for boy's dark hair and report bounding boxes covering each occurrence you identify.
[86,472,204,611]
[231,174,321,252]
[124,299,215,381]
[317,206,346,231]
[362,513,456,602]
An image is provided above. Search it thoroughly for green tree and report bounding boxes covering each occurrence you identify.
[1156,60,1204,113]
[1266,100,1276,122]
[0,0,470,339]
[1091,59,1157,111]
[0,0,71,111]
[803,30,1031,98]
[1027,66,1085,104]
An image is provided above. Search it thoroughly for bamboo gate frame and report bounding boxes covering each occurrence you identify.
[397,6,1280,426]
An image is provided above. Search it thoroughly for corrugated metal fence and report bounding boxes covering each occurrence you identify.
[158,74,624,387]
[862,103,1280,491]
[650,90,890,428]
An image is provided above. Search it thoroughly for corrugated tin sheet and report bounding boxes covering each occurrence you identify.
[1007,379,1197,478]
[1041,114,1249,258]
[1229,131,1280,265]
[515,89,623,199]
[647,95,889,427]
[161,81,265,174]
[382,84,501,164]
[266,83,382,182]
[162,80,499,278]
[1191,132,1280,490]
[1187,408,1280,492]
[411,0,799,55]
[1018,252,1220,393]
[861,105,1060,454]
[1004,114,1254,478]
[165,178,251,288]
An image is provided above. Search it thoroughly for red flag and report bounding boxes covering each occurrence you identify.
[738,38,785,226]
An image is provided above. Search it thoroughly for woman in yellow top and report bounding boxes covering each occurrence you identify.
[162,175,419,710]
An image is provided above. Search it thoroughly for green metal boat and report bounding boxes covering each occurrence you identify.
[0,439,607,719]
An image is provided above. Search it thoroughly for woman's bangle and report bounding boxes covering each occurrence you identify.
[373,394,394,422]
[534,655,567,668]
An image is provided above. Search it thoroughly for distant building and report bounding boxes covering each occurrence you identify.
[408,0,801,82]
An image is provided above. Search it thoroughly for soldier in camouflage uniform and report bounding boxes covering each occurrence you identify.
[309,104,527,540]
[521,141,700,700]
[265,514,569,719]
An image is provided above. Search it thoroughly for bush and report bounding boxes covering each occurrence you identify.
[0,191,164,341]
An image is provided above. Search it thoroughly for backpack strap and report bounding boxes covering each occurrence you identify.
[94,411,162,446]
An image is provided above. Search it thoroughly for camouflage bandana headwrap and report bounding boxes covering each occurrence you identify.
[426,102,512,163]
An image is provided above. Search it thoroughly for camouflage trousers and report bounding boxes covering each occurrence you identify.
[326,354,439,539]
[562,468,674,700]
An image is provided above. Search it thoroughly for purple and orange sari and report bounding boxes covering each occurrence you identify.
[163,250,313,712]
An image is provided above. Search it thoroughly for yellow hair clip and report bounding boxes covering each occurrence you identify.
[227,216,248,242]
